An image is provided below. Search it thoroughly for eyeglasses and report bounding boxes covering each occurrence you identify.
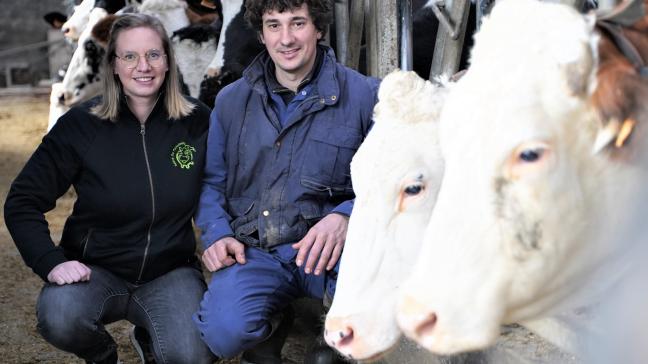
[115,50,166,69]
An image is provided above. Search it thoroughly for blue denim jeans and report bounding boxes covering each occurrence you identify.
[36,264,214,363]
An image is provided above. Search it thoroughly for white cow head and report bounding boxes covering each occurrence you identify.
[62,0,97,41]
[397,0,647,355]
[324,70,446,360]
[60,8,109,107]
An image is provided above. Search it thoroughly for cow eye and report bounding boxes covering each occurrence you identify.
[519,148,543,162]
[404,184,424,196]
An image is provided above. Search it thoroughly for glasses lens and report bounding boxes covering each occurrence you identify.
[146,51,164,66]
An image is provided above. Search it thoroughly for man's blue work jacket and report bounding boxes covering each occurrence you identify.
[196,46,380,250]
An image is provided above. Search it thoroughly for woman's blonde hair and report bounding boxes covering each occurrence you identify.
[92,13,194,121]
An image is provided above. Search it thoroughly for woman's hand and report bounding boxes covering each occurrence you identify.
[47,261,92,285]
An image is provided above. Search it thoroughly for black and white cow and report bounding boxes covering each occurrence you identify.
[61,0,128,41]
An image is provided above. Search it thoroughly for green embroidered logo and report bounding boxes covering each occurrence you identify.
[171,142,196,169]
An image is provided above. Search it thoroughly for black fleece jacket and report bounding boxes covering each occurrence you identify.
[4,96,210,283]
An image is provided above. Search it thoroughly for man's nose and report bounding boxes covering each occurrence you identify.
[280,28,295,45]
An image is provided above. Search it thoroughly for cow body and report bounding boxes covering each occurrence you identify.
[397,0,648,355]
[172,22,220,98]
[139,0,189,34]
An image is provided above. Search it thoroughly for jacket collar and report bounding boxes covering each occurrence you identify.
[243,45,340,106]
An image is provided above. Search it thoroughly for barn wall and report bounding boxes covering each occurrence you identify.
[0,0,71,88]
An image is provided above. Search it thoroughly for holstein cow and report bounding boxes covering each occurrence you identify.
[172,21,221,98]
[61,0,128,41]
[57,9,113,112]
[204,0,250,77]
[323,70,447,361]
[139,0,190,35]
[397,0,648,355]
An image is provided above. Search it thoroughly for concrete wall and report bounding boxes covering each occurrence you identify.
[0,0,72,87]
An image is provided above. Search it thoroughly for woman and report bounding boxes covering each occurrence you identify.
[4,14,214,364]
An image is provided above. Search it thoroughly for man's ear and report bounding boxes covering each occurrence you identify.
[317,31,322,40]
[258,32,265,44]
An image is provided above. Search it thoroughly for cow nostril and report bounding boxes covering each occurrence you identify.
[62,27,70,34]
[58,94,65,104]
[337,327,354,347]
[414,312,437,338]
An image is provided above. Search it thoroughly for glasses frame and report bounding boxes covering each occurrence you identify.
[114,49,167,69]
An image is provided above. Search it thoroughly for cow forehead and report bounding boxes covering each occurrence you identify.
[352,122,440,190]
[437,0,597,165]
[439,84,554,165]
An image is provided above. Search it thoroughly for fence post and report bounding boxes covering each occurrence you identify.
[346,0,365,70]
[334,0,350,66]
[367,0,398,78]
[429,0,471,79]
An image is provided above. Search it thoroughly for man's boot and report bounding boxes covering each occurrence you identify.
[303,336,348,364]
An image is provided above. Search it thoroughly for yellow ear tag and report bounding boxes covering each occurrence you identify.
[615,118,636,148]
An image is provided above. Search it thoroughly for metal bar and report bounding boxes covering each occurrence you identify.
[400,0,413,71]
[0,38,65,58]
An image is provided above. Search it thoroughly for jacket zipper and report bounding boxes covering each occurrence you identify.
[137,123,156,283]
[81,228,93,258]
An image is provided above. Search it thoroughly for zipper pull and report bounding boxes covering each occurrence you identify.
[140,123,145,136]
[326,187,333,197]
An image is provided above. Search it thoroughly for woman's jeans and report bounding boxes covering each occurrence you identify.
[36,264,214,364]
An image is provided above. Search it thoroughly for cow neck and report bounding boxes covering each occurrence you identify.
[125,93,161,124]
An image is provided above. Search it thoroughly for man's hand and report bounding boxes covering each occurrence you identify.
[292,213,349,275]
[47,261,92,285]
[202,236,246,272]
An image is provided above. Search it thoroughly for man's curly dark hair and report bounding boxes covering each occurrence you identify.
[244,0,334,39]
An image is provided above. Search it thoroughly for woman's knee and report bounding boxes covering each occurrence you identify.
[37,290,92,348]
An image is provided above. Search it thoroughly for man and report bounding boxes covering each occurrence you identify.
[193,0,379,362]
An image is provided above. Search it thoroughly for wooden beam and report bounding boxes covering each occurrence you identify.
[429,0,471,79]
[367,0,399,78]
[334,0,350,65]
[346,0,365,70]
